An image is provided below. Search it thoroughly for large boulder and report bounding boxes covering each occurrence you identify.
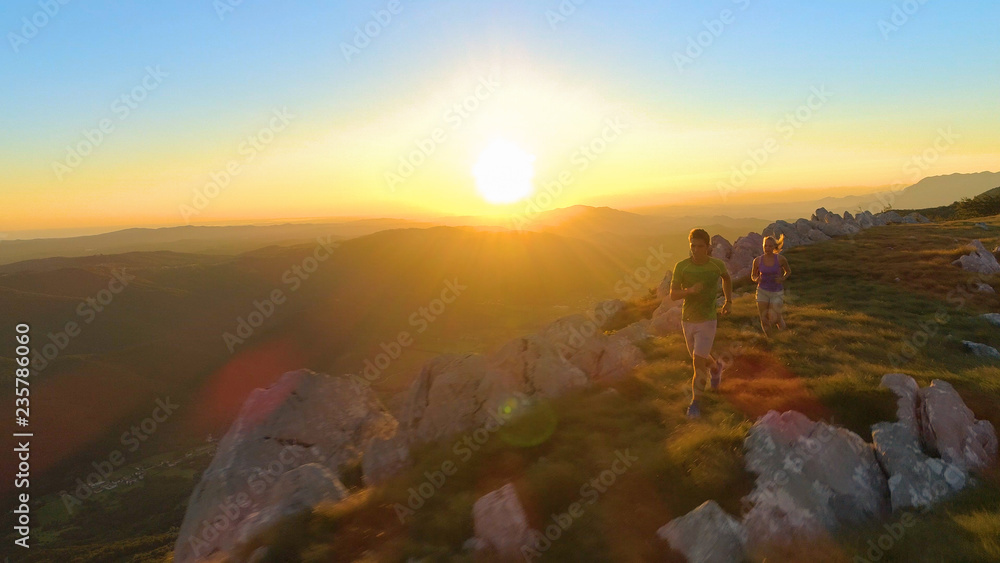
[871,421,966,511]
[856,211,875,229]
[473,483,534,561]
[881,374,997,473]
[173,370,396,563]
[362,432,411,486]
[650,302,682,335]
[658,500,747,563]
[741,411,889,549]
[236,463,348,546]
[711,235,733,260]
[727,233,763,281]
[952,240,1000,274]
[981,313,1000,328]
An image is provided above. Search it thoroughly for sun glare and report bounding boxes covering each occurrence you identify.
[472,139,536,204]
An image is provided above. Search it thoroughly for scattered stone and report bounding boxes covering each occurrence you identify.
[473,483,533,561]
[974,282,996,294]
[981,313,1000,327]
[952,240,1000,274]
[658,500,747,563]
[974,222,989,230]
[963,341,1000,361]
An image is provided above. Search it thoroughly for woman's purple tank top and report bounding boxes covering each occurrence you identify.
[758,254,783,292]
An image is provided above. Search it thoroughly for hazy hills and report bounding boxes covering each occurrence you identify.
[0,225,677,499]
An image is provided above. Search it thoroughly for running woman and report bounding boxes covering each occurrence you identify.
[750,235,791,337]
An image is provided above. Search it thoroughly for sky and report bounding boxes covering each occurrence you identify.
[1,0,998,235]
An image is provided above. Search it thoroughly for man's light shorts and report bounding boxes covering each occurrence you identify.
[682,319,717,358]
[756,288,784,305]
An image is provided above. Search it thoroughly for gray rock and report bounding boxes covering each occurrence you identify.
[876,211,905,224]
[237,463,349,546]
[658,500,747,563]
[952,240,1000,274]
[650,304,682,335]
[473,483,533,561]
[871,422,967,511]
[173,370,396,563]
[711,234,733,260]
[881,374,998,473]
[981,313,1000,327]
[812,207,831,223]
[962,341,1000,360]
[974,222,989,230]
[974,282,996,294]
[362,432,411,486]
[656,271,673,300]
[727,233,762,281]
[741,410,889,549]
[615,319,651,344]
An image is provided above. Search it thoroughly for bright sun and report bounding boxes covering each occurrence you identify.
[472,139,536,204]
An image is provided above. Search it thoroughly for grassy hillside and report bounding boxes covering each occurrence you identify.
[0,225,689,558]
[896,186,1000,221]
[222,216,1000,562]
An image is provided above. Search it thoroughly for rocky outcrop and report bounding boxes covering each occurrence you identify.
[658,501,747,563]
[873,374,997,511]
[982,313,1000,327]
[662,374,997,557]
[473,483,533,561]
[880,374,997,473]
[173,370,396,563]
[953,240,1000,274]
[741,410,890,548]
[398,310,644,446]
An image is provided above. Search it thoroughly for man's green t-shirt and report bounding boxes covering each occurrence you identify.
[670,257,728,322]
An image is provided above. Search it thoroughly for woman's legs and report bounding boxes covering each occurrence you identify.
[757,301,772,337]
[772,297,786,330]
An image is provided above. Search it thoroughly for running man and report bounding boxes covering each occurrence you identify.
[669,228,732,418]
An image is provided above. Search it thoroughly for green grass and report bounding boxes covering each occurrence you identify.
[227,216,1000,562]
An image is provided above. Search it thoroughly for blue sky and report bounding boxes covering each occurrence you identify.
[2,0,998,233]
